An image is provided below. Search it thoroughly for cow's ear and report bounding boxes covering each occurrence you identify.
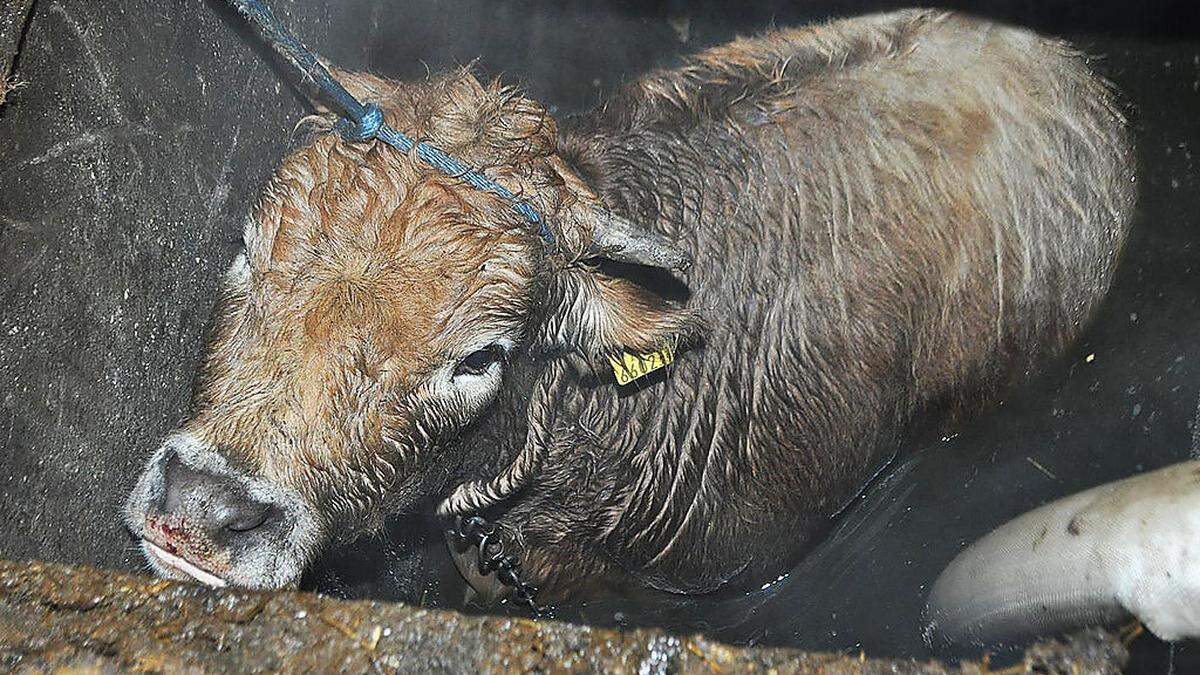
[539,166,700,358]
[543,265,702,360]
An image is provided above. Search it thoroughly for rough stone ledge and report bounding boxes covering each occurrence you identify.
[0,558,1125,673]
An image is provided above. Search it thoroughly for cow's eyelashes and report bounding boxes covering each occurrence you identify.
[453,345,505,378]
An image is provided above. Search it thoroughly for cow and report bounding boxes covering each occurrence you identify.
[125,8,1134,602]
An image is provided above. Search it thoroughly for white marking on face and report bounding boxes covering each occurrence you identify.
[225,250,250,286]
[430,336,515,411]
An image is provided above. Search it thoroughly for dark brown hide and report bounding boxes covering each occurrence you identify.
[468,10,1133,597]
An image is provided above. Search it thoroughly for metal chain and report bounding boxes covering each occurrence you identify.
[447,515,541,614]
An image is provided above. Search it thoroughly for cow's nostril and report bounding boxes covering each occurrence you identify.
[221,502,273,533]
[158,448,278,539]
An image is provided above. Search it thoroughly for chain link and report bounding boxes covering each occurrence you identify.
[447,515,541,614]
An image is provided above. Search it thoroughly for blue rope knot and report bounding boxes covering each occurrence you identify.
[338,103,384,142]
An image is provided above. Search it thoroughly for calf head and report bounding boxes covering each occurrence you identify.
[124,69,697,589]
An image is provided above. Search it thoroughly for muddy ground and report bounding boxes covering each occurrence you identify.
[0,559,1130,673]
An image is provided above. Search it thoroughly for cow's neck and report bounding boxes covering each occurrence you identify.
[442,118,765,599]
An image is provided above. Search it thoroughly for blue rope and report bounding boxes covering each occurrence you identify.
[224,0,555,247]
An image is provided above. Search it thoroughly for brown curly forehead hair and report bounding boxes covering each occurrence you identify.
[255,68,571,264]
[192,71,562,454]
[289,67,576,216]
[249,149,544,359]
[229,70,575,364]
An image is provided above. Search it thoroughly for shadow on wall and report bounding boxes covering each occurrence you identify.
[1,0,1199,668]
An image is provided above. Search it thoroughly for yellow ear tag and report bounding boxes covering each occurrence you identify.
[608,344,675,386]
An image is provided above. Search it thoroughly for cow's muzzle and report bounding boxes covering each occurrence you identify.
[124,432,324,590]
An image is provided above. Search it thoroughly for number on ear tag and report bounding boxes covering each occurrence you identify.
[608,345,675,386]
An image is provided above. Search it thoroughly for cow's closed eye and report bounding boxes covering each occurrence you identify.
[453,344,506,378]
